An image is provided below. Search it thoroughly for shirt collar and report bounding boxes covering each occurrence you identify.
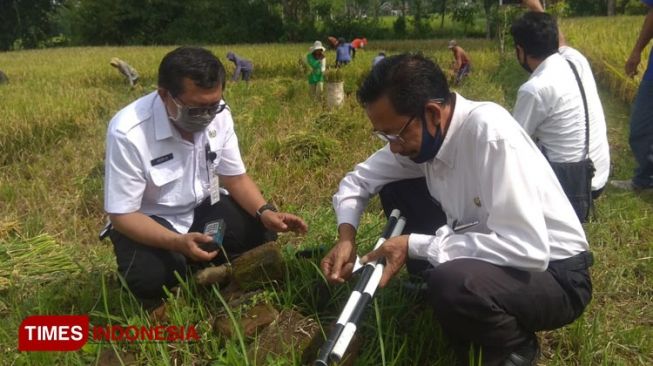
[153,93,174,141]
[434,92,469,169]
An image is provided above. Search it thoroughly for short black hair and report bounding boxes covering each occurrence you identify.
[357,53,450,117]
[158,46,226,97]
[510,11,559,59]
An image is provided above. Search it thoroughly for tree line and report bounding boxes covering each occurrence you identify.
[0,0,648,51]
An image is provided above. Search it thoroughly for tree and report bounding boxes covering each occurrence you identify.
[482,0,494,38]
[451,1,478,34]
[0,0,60,50]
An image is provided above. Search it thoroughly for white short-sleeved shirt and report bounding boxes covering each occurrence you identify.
[333,94,588,271]
[104,91,246,233]
[513,47,610,191]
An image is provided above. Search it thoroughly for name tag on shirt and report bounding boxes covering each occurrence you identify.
[151,153,173,166]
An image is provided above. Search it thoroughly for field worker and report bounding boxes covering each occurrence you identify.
[335,37,354,67]
[448,40,471,85]
[351,37,368,59]
[226,51,253,82]
[307,41,326,97]
[372,52,386,66]
[511,4,610,222]
[351,37,367,50]
[327,36,339,50]
[611,0,653,191]
[110,57,139,87]
[321,53,592,366]
[103,46,307,308]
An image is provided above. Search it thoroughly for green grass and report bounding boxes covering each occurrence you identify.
[0,17,652,365]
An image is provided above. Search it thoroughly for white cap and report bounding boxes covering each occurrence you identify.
[448,40,457,49]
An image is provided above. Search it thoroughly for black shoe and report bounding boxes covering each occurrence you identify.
[503,336,540,366]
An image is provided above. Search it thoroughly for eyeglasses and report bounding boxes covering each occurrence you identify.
[371,99,446,144]
[373,115,416,144]
[171,95,227,117]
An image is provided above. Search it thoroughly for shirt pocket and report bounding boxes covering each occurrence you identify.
[149,160,184,205]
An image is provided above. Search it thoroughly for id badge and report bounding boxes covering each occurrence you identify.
[208,163,221,205]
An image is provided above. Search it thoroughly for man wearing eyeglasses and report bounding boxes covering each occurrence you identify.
[321,54,592,366]
[104,46,307,308]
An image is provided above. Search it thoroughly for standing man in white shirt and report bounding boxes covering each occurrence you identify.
[320,54,593,366]
[511,1,610,222]
[104,47,307,308]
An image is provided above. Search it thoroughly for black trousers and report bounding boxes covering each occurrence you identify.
[109,194,275,305]
[379,178,593,366]
[379,177,447,276]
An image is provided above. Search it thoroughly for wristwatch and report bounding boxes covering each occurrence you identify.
[256,203,278,220]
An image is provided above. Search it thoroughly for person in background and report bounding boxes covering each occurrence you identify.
[351,37,368,59]
[307,41,326,97]
[336,37,354,67]
[372,52,386,67]
[511,1,610,222]
[110,57,139,87]
[610,0,653,191]
[327,36,339,50]
[351,37,368,50]
[226,52,253,83]
[103,46,307,308]
[321,53,592,366]
[448,40,471,85]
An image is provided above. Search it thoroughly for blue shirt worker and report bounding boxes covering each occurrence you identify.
[336,38,354,67]
[226,51,253,82]
[104,47,307,308]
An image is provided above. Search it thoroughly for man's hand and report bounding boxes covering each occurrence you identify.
[321,239,357,284]
[625,52,642,78]
[173,232,219,262]
[260,211,308,234]
[360,235,409,288]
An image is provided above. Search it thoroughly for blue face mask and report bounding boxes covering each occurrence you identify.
[410,115,444,164]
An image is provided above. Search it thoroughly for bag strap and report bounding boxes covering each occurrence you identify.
[566,60,590,159]
[567,59,594,222]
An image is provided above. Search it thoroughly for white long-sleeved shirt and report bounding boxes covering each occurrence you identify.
[333,94,588,271]
[513,47,610,191]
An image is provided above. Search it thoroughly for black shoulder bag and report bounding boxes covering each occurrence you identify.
[548,60,595,223]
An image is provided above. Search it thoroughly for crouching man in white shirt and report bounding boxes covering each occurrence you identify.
[320,54,593,366]
[510,2,610,222]
[104,47,307,308]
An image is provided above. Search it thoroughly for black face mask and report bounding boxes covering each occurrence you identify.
[517,48,532,73]
[410,115,444,164]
